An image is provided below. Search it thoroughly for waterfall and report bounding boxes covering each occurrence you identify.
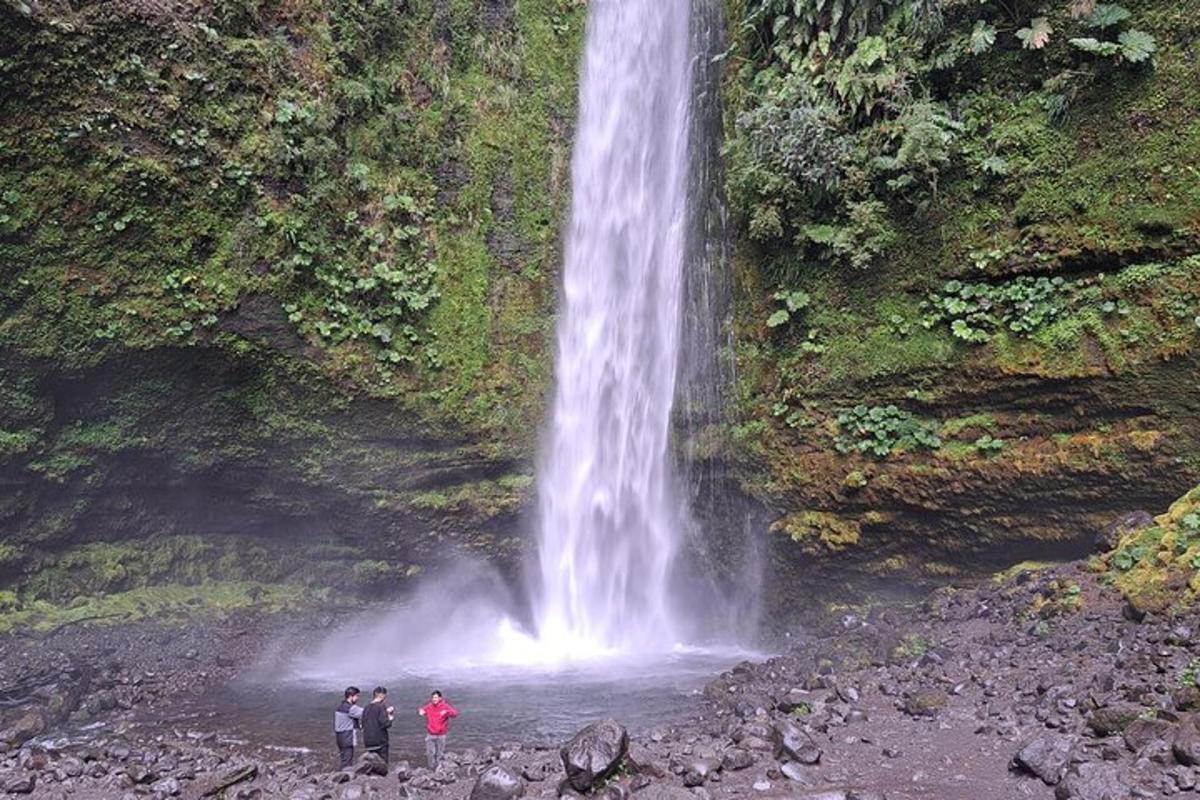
[529,0,699,656]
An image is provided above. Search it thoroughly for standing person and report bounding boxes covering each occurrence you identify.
[362,686,395,765]
[333,686,364,771]
[417,690,458,771]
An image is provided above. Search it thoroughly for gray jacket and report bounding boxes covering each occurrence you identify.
[334,701,364,736]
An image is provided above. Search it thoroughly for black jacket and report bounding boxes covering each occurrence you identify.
[362,701,392,748]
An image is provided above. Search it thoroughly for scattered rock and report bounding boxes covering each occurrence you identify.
[1014,735,1075,785]
[1054,762,1130,800]
[3,773,36,795]
[560,719,629,793]
[469,764,525,800]
[1172,725,1200,766]
[355,751,388,776]
[1,710,46,746]
[902,690,947,718]
[197,763,258,797]
[773,719,822,764]
[1086,705,1142,736]
[1122,718,1174,753]
[721,748,754,771]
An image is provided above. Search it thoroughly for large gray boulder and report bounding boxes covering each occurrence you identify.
[773,718,822,765]
[1054,763,1130,800]
[1013,735,1075,785]
[560,719,629,793]
[469,764,525,800]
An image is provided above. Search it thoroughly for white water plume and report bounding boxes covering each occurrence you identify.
[525,0,698,659]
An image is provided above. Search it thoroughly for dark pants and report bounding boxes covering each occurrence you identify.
[366,742,389,765]
[336,731,354,769]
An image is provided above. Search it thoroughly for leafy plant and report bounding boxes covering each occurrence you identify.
[974,435,1005,455]
[970,21,998,55]
[1180,659,1200,688]
[835,405,942,459]
[1016,18,1053,50]
[768,289,812,328]
[920,276,1076,343]
[1085,4,1131,29]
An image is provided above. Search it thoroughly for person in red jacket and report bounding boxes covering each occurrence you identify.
[417,690,458,771]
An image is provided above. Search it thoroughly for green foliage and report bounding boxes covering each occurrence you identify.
[920,276,1075,343]
[1180,659,1200,688]
[1016,18,1054,50]
[730,0,1159,275]
[973,434,1005,455]
[768,289,813,328]
[835,404,941,458]
[1085,4,1131,29]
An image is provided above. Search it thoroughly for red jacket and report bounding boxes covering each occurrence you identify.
[420,700,458,735]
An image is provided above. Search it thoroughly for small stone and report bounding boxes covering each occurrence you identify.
[721,749,754,771]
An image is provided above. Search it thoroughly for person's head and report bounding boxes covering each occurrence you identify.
[430,690,443,704]
[344,686,361,703]
[372,686,387,702]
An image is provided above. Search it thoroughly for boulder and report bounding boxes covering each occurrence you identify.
[469,764,525,800]
[355,751,388,776]
[780,762,811,784]
[1085,705,1142,736]
[902,690,948,718]
[196,763,258,797]
[721,748,754,771]
[1122,718,1174,753]
[1013,735,1074,785]
[1,710,45,746]
[521,763,547,782]
[3,773,35,795]
[1054,762,1130,800]
[773,718,822,764]
[1172,725,1200,766]
[560,719,629,793]
[1172,686,1200,712]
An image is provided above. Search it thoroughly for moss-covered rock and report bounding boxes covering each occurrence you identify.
[1105,485,1200,614]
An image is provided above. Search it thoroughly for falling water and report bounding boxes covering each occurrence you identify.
[529,0,697,657]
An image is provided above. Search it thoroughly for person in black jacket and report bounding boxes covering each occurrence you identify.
[361,686,395,765]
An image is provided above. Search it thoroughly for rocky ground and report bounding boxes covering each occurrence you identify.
[2,560,1199,799]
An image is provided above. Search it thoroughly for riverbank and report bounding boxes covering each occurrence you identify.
[2,560,1198,799]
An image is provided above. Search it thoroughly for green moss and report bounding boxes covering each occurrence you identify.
[1108,485,1200,613]
[773,511,862,554]
[0,581,315,634]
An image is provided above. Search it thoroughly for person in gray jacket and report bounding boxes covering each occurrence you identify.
[334,686,364,770]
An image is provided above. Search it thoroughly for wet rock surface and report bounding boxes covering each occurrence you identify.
[2,562,1200,798]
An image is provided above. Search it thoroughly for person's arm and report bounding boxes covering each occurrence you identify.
[442,702,458,719]
[350,705,364,721]
[418,704,427,716]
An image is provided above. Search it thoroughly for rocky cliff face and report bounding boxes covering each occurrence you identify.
[715,0,1200,615]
